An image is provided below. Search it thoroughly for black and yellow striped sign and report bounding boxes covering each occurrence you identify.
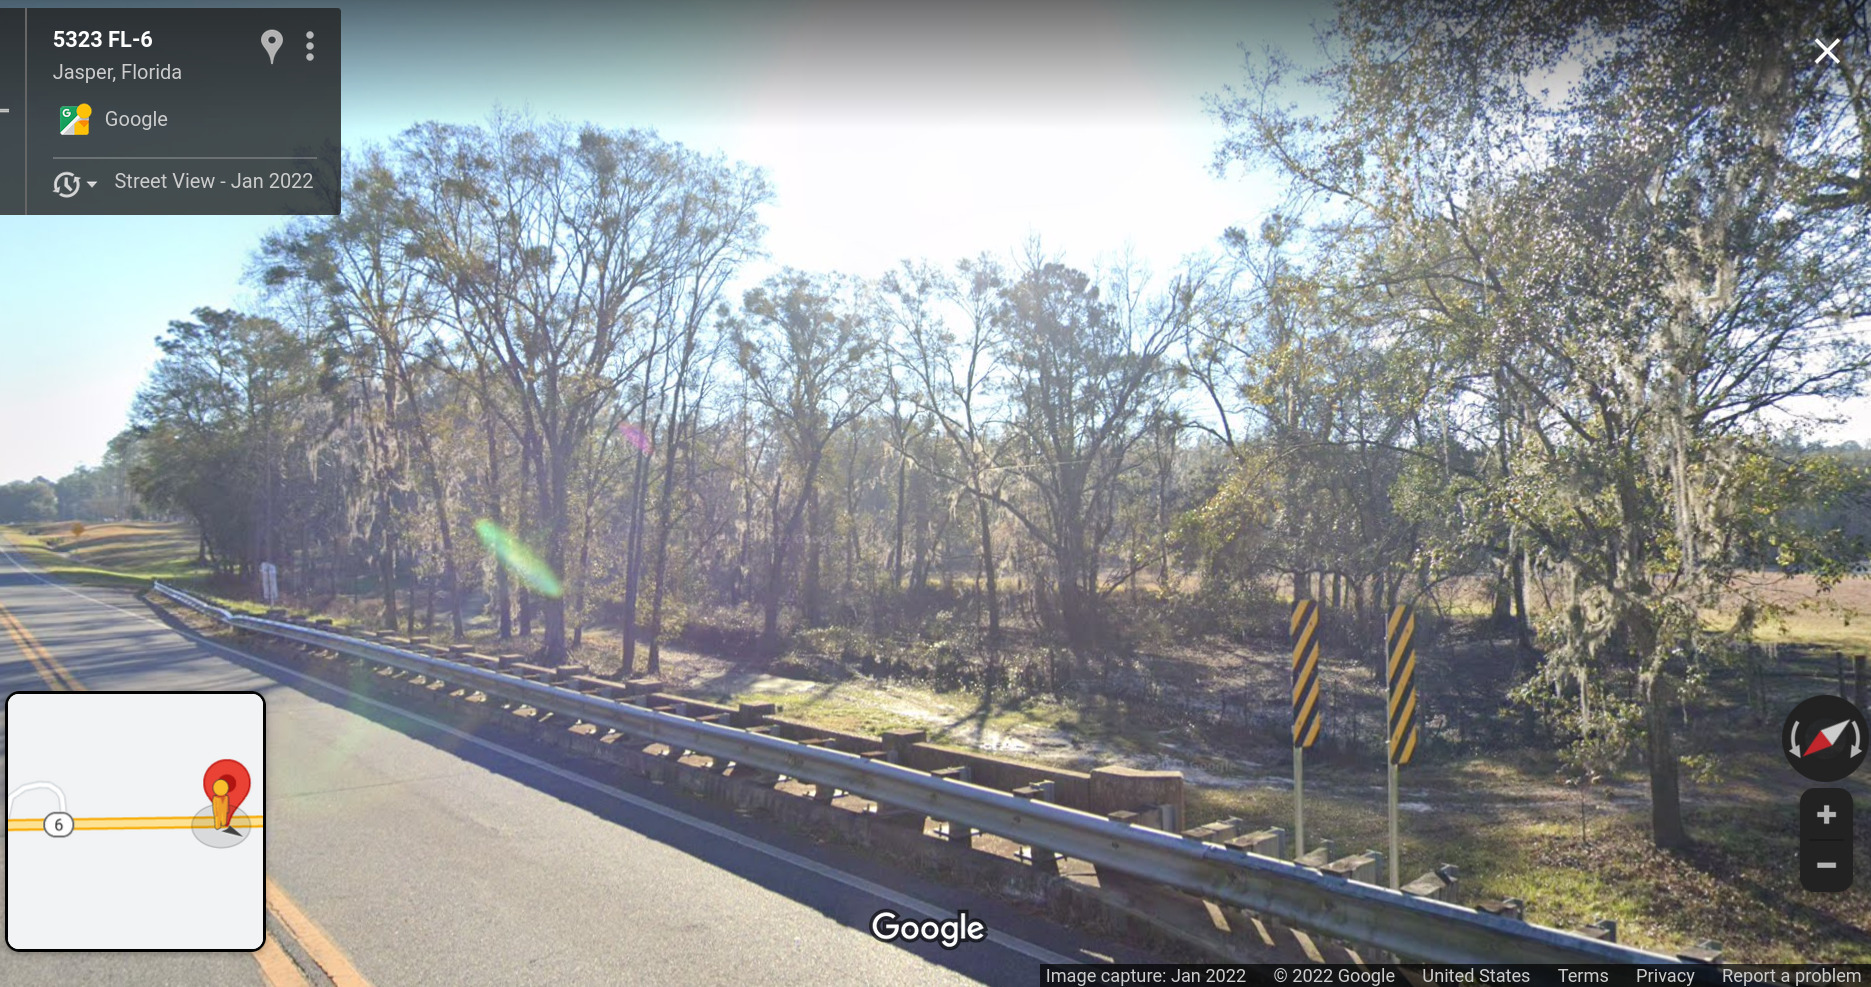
[1290,599,1322,749]
[1386,605,1419,766]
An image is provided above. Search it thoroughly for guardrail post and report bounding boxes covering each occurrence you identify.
[1099,809,1151,891]
[1478,898,1525,921]
[1296,838,1335,868]
[930,766,973,846]
[1181,816,1244,843]
[735,701,777,727]
[1576,919,1616,943]
[1320,850,1382,884]
[1401,864,1458,901]
[1013,783,1058,873]
[880,729,926,764]
[1226,827,1286,860]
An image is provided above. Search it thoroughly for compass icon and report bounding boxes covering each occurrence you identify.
[1783,695,1866,782]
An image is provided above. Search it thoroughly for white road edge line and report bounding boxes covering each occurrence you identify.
[0,544,172,627]
[0,542,1083,968]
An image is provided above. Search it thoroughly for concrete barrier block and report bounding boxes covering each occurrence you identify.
[1104,803,1167,830]
[1089,765,1183,832]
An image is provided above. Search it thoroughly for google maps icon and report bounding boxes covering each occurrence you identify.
[58,103,90,135]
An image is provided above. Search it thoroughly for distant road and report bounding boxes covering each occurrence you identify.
[0,545,1149,985]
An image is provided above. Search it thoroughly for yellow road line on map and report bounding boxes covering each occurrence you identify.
[5,816,267,832]
[267,876,375,987]
[0,598,84,690]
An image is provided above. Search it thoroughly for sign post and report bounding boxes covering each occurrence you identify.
[1386,605,1420,890]
[1290,599,1322,859]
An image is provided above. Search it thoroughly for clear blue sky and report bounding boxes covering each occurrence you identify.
[1,0,1865,482]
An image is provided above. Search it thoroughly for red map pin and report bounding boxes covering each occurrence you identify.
[202,759,251,818]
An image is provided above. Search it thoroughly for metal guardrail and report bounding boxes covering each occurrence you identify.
[151,581,1685,965]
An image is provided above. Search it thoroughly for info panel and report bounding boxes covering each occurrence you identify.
[3,7,340,215]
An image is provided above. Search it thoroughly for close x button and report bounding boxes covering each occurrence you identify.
[1801,788,1854,892]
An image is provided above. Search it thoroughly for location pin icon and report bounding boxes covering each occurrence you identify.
[203,758,252,833]
[261,29,282,64]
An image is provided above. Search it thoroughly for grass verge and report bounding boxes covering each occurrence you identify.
[1,521,211,590]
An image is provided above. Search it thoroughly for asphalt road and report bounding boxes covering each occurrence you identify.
[0,546,1156,985]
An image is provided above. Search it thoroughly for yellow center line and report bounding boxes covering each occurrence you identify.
[0,602,62,690]
[0,598,84,691]
[255,932,313,987]
[267,876,374,987]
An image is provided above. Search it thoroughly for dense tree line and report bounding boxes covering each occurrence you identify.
[66,0,1871,849]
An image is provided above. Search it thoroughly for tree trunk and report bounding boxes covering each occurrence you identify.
[978,497,999,640]
[1643,669,1690,849]
[1490,562,1514,623]
[646,412,687,676]
[1056,528,1097,652]
[803,485,822,628]
[761,479,788,654]
[891,455,908,590]
[379,518,399,631]
[537,440,569,661]
[761,553,785,652]
[484,414,512,639]
[620,446,651,674]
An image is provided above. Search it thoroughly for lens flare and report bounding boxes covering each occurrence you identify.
[619,422,652,457]
[473,519,564,598]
